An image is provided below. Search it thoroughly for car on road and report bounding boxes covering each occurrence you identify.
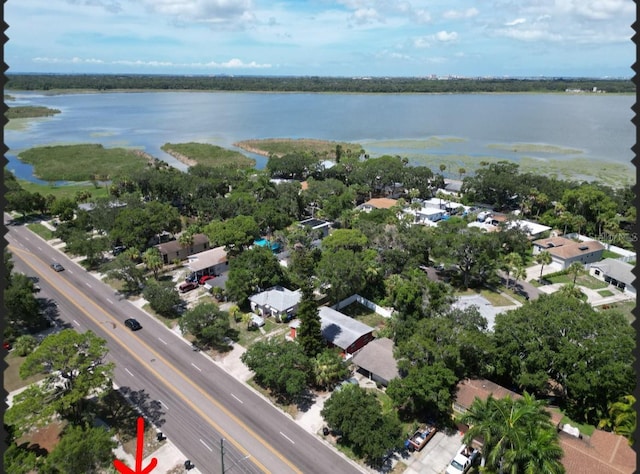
[51,262,65,272]
[199,274,215,285]
[124,318,142,331]
[179,281,199,293]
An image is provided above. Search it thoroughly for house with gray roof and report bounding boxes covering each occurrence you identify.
[249,286,302,322]
[318,306,375,355]
[589,258,635,295]
[350,337,399,386]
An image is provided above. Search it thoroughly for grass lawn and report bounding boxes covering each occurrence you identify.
[230,317,284,347]
[18,179,111,200]
[546,272,609,290]
[602,249,623,259]
[4,352,48,393]
[456,288,514,306]
[142,303,179,329]
[596,300,635,324]
[597,289,615,297]
[27,222,55,240]
[247,378,299,417]
[339,302,388,329]
[16,419,67,455]
[559,413,596,437]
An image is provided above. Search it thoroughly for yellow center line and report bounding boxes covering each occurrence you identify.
[10,244,302,474]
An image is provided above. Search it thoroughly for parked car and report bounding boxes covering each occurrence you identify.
[112,245,126,256]
[185,273,198,283]
[179,281,198,293]
[3,341,12,351]
[405,424,437,452]
[51,262,65,272]
[446,445,480,474]
[199,275,215,285]
[124,318,142,331]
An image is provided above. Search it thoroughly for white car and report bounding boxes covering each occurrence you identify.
[446,444,479,474]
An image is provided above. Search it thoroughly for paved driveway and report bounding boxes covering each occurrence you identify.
[451,295,517,330]
[403,430,464,474]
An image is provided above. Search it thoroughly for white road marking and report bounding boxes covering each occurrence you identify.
[85,282,92,288]
[67,270,73,274]
[73,319,80,326]
[125,368,134,377]
[231,393,244,404]
[191,363,202,372]
[107,299,113,304]
[24,236,29,241]
[199,439,213,452]
[158,338,168,345]
[158,400,169,410]
[37,246,43,251]
[280,432,295,444]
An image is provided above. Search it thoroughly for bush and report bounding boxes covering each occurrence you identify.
[13,335,38,357]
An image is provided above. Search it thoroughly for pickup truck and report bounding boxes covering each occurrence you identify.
[404,424,437,452]
[445,444,480,474]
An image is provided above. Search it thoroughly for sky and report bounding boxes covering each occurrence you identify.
[5,0,635,78]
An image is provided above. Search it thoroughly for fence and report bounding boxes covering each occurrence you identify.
[332,294,394,318]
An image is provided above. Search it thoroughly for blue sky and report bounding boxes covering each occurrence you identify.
[6,0,635,77]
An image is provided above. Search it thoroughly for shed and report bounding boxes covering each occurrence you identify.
[318,306,375,355]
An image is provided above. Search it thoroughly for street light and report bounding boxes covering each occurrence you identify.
[220,438,251,474]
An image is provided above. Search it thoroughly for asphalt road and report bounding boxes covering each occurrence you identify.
[5,216,365,474]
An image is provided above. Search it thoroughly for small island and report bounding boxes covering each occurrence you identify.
[161,142,255,168]
[5,105,61,120]
[234,138,362,159]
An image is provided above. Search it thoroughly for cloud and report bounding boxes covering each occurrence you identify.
[443,8,479,19]
[351,7,380,25]
[67,0,122,13]
[435,31,458,42]
[32,56,271,69]
[139,0,253,23]
[504,18,526,26]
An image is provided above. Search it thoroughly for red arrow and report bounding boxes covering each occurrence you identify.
[113,416,158,474]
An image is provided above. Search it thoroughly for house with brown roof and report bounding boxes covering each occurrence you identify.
[532,236,604,269]
[358,198,398,212]
[155,233,210,265]
[453,378,636,474]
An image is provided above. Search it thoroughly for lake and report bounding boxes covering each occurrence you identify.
[5,90,635,186]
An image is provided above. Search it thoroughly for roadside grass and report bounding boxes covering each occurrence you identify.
[27,222,54,240]
[142,303,180,329]
[162,142,255,168]
[4,352,48,393]
[339,302,388,329]
[18,144,149,182]
[456,288,514,306]
[230,317,283,347]
[18,179,111,200]
[246,378,299,418]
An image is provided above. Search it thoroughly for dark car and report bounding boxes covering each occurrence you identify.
[124,318,142,331]
[198,275,215,285]
[112,245,126,256]
[185,272,198,283]
[51,262,65,272]
[179,281,198,293]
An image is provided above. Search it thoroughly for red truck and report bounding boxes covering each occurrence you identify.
[405,424,437,452]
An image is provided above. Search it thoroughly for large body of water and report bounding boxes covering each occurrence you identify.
[5,91,634,185]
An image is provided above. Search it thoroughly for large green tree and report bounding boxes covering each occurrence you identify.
[179,302,230,347]
[203,215,260,255]
[295,284,324,357]
[241,338,311,402]
[44,424,117,473]
[143,280,181,317]
[225,246,286,305]
[321,384,403,466]
[5,273,47,334]
[6,330,114,435]
[312,349,349,390]
[493,294,635,424]
[461,393,565,474]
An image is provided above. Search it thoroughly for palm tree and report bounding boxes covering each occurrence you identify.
[178,230,194,250]
[461,393,564,474]
[458,167,466,180]
[512,264,527,291]
[439,163,447,175]
[566,261,583,285]
[598,395,636,445]
[312,350,349,390]
[557,283,587,300]
[535,251,552,281]
[142,248,163,280]
[502,252,523,289]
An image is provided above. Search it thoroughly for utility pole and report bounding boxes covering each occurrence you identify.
[221,438,225,474]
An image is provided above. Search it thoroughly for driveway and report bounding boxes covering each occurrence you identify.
[403,430,464,474]
[451,295,517,330]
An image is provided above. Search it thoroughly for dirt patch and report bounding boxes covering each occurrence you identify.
[17,419,66,454]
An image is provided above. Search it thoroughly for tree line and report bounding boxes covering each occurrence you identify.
[6,73,634,93]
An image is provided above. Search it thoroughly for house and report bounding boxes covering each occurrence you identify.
[453,378,636,474]
[358,197,398,212]
[249,286,302,322]
[299,218,331,238]
[590,258,636,295]
[532,236,604,269]
[318,306,375,355]
[505,219,552,239]
[186,246,229,278]
[443,179,463,195]
[404,206,448,224]
[350,337,399,386]
[155,233,210,265]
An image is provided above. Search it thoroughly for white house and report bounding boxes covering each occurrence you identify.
[590,259,636,295]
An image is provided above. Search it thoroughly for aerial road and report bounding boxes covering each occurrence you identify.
[5,216,365,474]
